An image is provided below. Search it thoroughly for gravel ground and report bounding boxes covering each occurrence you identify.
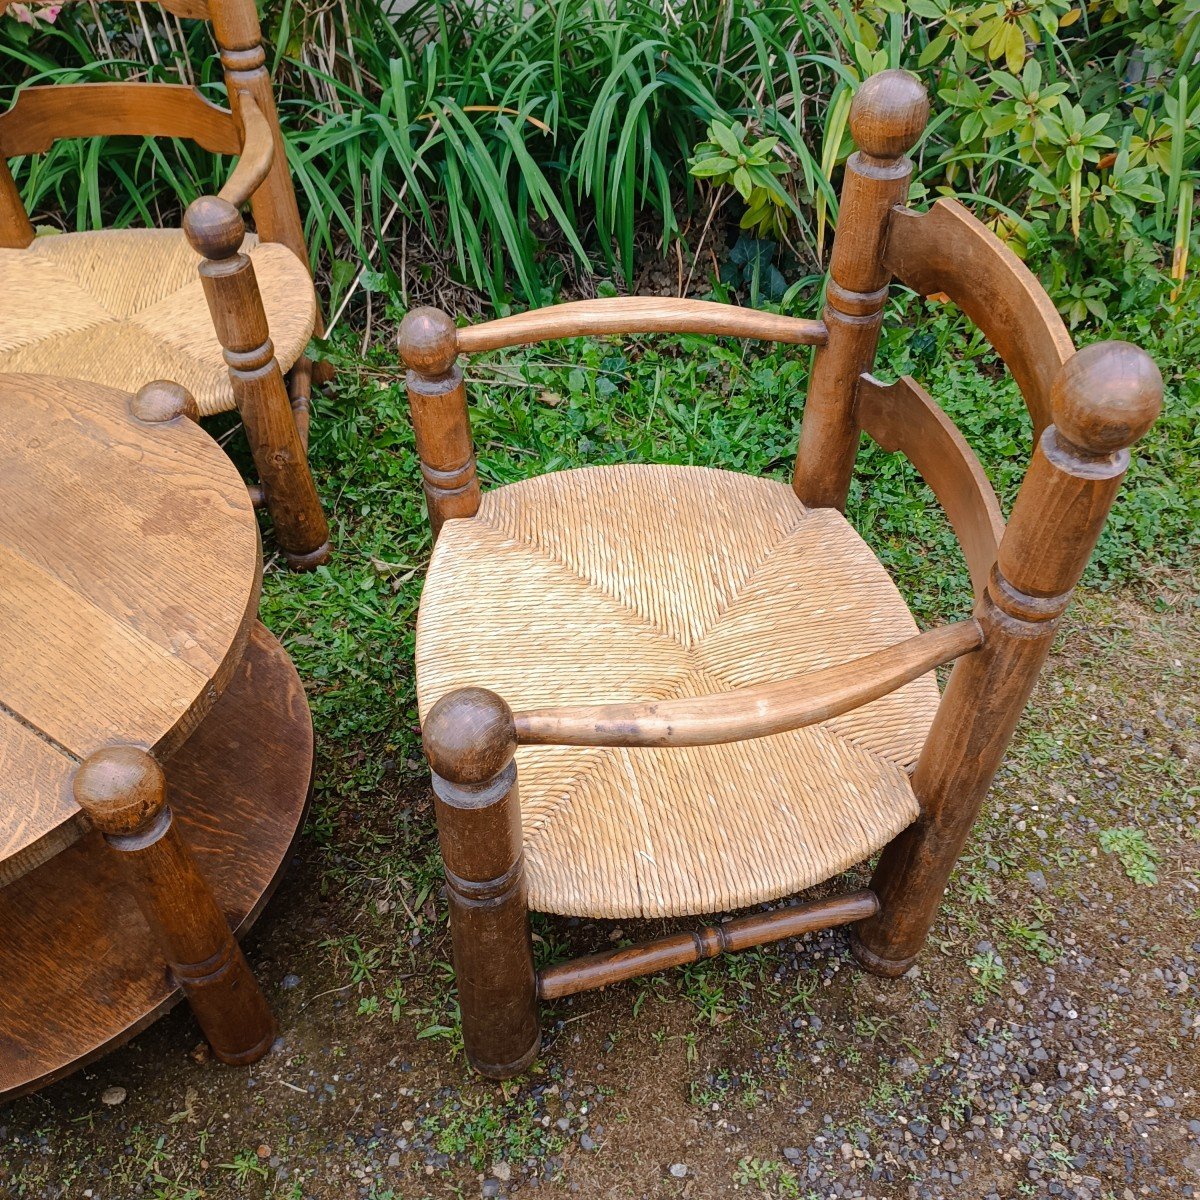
[2,576,1196,1200]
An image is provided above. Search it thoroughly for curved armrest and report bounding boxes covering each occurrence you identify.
[217,92,275,209]
[454,298,828,356]
[512,620,982,748]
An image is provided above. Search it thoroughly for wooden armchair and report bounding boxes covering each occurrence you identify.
[398,70,1163,1079]
[0,0,329,568]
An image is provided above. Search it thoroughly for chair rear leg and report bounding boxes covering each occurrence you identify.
[854,342,1162,975]
[423,687,540,1079]
[73,747,277,1064]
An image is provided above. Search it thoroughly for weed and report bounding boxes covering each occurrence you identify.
[1098,826,1161,884]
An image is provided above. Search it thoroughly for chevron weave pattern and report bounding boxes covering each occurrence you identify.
[0,229,316,416]
[416,464,939,919]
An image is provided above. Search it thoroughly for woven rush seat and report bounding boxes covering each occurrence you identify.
[0,228,316,417]
[416,463,940,920]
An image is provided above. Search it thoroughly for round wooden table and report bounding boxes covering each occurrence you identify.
[0,374,314,1101]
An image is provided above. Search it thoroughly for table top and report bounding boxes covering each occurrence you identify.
[0,374,261,882]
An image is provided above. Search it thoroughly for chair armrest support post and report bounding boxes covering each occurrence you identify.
[422,688,540,1079]
[398,307,481,538]
[854,342,1163,977]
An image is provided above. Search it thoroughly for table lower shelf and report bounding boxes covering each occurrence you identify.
[0,621,314,1102]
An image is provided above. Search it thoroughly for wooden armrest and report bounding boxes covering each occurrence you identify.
[512,620,982,748]
[454,298,828,356]
[217,92,274,209]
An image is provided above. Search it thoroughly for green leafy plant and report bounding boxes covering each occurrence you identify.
[689,120,793,239]
[1098,826,1161,885]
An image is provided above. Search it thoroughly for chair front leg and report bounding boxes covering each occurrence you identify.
[423,687,540,1080]
[854,342,1162,975]
[185,196,330,571]
[73,746,276,1064]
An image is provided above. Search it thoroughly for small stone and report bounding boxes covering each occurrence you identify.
[257,1144,271,1159]
[580,1133,597,1151]
[492,1161,512,1182]
[101,1086,126,1106]
[388,1153,401,1168]
[669,1163,688,1178]
[280,974,301,991]
[1027,869,1048,892]
[482,1180,501,1198]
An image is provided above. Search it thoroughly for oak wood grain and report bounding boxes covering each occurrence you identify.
[0,622,313,1102]
[0,373,261,874]
[792,70,928,510]
[538,891,879,1001]
[854,342,1162,975]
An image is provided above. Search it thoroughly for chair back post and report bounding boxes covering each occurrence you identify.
[398,307,482,538]
[792,70,929,510]
[422,687,541,1080]
[853,342,1163,977]
[208,0,309,272]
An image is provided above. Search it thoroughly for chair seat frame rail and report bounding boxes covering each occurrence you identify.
[397,69,1163,1078]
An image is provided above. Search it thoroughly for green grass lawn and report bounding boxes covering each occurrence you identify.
[262,281,1200,788]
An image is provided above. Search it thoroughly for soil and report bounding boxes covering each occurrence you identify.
[2,577,1196,1200]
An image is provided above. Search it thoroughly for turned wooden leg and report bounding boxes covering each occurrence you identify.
[287,359,313,453]
[184,196,331,571]
[422,688,540,1079]
[853,342,1163,976]
[72,746,277,1064]
[792,70,929,511]
[397,308,480,539]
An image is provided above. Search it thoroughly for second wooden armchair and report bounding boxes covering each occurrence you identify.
[0,0,329,568]
[399,70,1163,1079]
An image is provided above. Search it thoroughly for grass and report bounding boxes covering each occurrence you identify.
[265,263,1200,789]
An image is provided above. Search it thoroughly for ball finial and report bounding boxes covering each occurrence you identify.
[849,70,929,160]
[183,195,245,261]
[423,687,517,785]
[1051,341,1163,456]
[130,381,200,424]
[73,746,167,837]
[398,307,459,377]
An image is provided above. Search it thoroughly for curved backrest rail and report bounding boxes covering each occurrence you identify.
[884,200,1074,437]
[0,0,209,17]
[0,83,241,159]
[512,619,983,748]
[857,373,1005,601]
[454,298,828,356]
